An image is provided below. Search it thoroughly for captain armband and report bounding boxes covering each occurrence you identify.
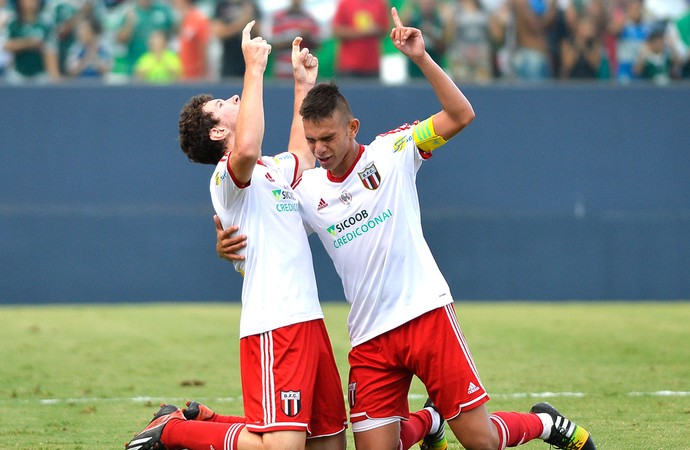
[413,116,447,153]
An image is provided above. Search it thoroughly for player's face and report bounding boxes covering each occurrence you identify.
[303,110,359,177]
[203,95,240,131]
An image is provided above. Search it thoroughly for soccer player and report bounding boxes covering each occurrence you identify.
[217,7,597,450]
[125,22,347,450]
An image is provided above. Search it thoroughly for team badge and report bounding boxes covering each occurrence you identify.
[348,382,356,408]
[358,163,381,190]
[281,390,302,417]
[339,191,352,206]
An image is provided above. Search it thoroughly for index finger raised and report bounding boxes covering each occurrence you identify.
[292,36,303,53]
[242,20,256,43]
[391,6,404,28]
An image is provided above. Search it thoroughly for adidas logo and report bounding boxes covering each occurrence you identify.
[317,198,328,211]
[467,382,480,395]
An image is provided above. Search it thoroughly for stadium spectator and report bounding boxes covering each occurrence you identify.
[559,15,602,78]
[3,0,61,83]
[172,0,211,81]
[667,0,690,78]
[0,0,15,79]
[508,0,557,80]
[42,0,106,75]
[561,0,609,78]
[401,0,446,80]
[331,0,389,78]
[133,28,181,83]
[65,15,112,77]
[444,0,495,83]
[114,0,176,77]
[213,0,260,79]
[633,26,674,83]
[270,0,320,80]
[125,23,348,450]
[609,0,651,82]
[218,7,598,450]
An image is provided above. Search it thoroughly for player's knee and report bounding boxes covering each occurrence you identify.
[352,422,401,450]
[458,434,499,450]
[447,408,499,450]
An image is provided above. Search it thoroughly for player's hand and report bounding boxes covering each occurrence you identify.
[389,7,425,62]
[241,20,271,72]
[292,36,318,86]
[214,215,247,262]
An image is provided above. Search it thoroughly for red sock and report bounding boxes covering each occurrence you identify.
[162,419,245,450]
[400,409,433,450]
[209,413,247,424]
[489,412,544,449]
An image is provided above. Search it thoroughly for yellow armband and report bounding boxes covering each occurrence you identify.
[413,116,447,152]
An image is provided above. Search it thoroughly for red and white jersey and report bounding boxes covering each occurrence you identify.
[211,152,323,338]
[297,124,454,347]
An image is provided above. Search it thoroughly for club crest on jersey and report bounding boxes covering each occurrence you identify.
[348,382,356,408]
[358,163,381,190]
[281,390,302,417]
[339,191,352,206]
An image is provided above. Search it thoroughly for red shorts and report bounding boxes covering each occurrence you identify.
[240,319,347,437]
[348,304,489,425]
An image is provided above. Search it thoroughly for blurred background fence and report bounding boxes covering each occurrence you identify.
[1,82,689,303]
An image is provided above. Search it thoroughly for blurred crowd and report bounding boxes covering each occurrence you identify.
[1,0,689,85]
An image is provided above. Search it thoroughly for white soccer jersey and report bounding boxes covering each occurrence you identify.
[297,124,454,347]
[211,152,324,338]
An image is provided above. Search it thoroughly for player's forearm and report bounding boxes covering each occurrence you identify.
[414,52,474,138]
[234,68,265,168]
[289,81,316,170]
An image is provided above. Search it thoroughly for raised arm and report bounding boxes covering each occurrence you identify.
[287,36,318,176]
[389,7,474,142]
[228,20,271,185]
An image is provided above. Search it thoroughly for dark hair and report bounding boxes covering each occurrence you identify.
[299,82,353,123]
[178,94,226,165]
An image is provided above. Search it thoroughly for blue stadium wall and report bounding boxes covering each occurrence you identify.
[1,83,689,304]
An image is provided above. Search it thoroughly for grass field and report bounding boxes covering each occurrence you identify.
[1,301,688,449]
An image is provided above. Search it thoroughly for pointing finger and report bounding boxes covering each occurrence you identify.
[292,36,303,54]
[242,20,255,44]
[391,6,404,28]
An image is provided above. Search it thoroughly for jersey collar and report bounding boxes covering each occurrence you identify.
[327,144,365,183]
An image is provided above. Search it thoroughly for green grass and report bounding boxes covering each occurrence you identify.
[1,302,689,449]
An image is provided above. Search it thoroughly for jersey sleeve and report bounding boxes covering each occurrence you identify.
[374,123,430,172]
[211,155,244,211]
[265,152,299,186]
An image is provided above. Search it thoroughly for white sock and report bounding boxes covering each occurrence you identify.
[537,413,554,440]
[424,407,442,434]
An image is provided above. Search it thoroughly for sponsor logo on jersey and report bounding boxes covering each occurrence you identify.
[271,189,299,213]
[265,172,275,183]
[317,198,329,211]
[358,163,381,190]
[326,209,393,248]
[274,153,293,163]
[214,171,228,186]
[272,189,296,201]
[392,135,412,153]
[280,390,302,417]
[467,382,480,395]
